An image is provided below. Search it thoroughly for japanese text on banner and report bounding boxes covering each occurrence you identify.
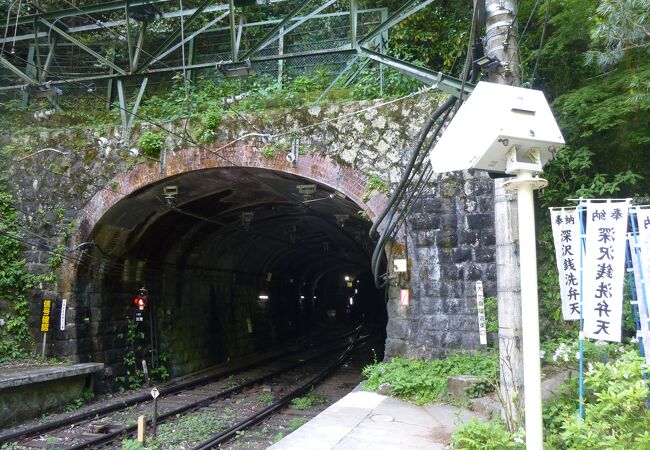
[550,208,581,320]
[583,201,629,342]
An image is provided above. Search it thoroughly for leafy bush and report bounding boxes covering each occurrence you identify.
[362,352,498,405]
[291,391,327,410]
[451,419,523,450]
[137,132,166,158]
[452,349,650,449]
[558,350,650,449]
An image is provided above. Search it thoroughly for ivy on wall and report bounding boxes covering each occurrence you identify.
[0,189,34,361]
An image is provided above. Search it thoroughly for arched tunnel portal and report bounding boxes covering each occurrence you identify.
[67,148,388,386]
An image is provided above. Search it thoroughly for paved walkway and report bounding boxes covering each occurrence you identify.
[270,388,486,450]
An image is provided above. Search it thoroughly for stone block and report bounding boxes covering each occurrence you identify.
[474,248,495,263]
[466,214,493,230]
[419,296,444,315]
[449,314,477,331]
[452,247,472,263]
[386,318,410,340]
[447,375,487,401]
[419,314,450,331]
[384,338,407,359]
[467,264,484,281]
[443,298,465,315]
[460,230,479,246]
[436,231,458,249]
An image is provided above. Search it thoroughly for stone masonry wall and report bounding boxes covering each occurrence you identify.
[1,91,496,364]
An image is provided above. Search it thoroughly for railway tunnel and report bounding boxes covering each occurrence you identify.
[72,164,387,386]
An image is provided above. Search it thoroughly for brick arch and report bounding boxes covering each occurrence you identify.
[73,144,387,250]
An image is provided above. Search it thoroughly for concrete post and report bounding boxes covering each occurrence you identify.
[485,0,525,429]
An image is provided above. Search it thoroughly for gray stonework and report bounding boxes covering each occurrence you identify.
[1,92,495,379]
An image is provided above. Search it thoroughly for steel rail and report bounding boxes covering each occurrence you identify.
[0,327,360,445]
[64,336,360,449]
[193,331,364,450]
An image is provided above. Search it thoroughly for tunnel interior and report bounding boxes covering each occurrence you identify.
[74,167,387,383]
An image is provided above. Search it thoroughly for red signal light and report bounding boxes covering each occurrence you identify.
[134,296,146,309]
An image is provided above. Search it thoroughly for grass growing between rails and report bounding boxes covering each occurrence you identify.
[362,351,499,406]
[121,409,231,450]
[291,390,328,410]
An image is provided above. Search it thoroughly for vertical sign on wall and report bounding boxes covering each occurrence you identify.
[475,281,487,345]
[59,298,67,331]
[399,289,410,306]
[582,200,629,342]
[41,298,52,358]
[550,208,581,320]
[40,299,52,332]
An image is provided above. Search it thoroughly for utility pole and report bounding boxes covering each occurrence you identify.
[485,0,525,431]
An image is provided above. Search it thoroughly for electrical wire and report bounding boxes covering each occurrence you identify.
[367,0,483,287]
[530,0,550,87]
[2,5,468,291]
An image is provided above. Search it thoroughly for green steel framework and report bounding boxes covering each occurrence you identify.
[0,0,474,137]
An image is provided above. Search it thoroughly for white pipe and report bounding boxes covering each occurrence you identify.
[515,170,544,449]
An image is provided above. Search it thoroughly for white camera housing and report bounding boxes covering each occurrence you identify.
[429,81,565,174]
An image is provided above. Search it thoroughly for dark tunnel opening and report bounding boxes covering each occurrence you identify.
[73,167,387,388]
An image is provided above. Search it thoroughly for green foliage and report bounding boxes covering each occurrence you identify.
[362,175,390,201]
[386,4,472,73]
[0,189,34,361]
[362,352,498,405]
[258,392,276,406]
[586,0,650,68]
[541,350,650,449]
[122,410,228,449]
[137,132,166,158]
[287,417,308,431]
[130,411,228,449]
[483,296,498,335]
[350,66,424,100]
[290,390,327,410]
[63,388,94,412]
[560,351,650,449]
[451,419,523,449]
[120,439,146,450]
[115,319,168,391]
[540,337,635,368]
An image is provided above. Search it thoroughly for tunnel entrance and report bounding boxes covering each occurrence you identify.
[73,166,386,385]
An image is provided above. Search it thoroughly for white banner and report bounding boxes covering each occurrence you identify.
[630,207,650,363]
[583,201,630,342]
[550,208,581,320]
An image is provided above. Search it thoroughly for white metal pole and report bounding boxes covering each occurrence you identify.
[510,169,544,449]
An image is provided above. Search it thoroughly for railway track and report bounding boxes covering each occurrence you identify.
[0,328,367,449]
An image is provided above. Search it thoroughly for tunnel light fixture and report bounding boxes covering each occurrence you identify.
[344,275,350,281]
[349,297,354,305]
[163,185,178,206]
[300,295,305,299]
[242,212,254,231]
[258,294,269,300]
[329,190,346,200]
[335,214,349,227]
[297,184,317,201]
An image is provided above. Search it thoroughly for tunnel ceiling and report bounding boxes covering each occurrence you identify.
[89,167,376,279]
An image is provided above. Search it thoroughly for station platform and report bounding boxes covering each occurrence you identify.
[270,387,487,450]
[0,362,104,428]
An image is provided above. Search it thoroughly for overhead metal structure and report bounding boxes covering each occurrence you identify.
[0,0,474,137]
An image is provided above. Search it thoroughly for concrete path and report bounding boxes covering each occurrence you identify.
[270,389,486,450]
